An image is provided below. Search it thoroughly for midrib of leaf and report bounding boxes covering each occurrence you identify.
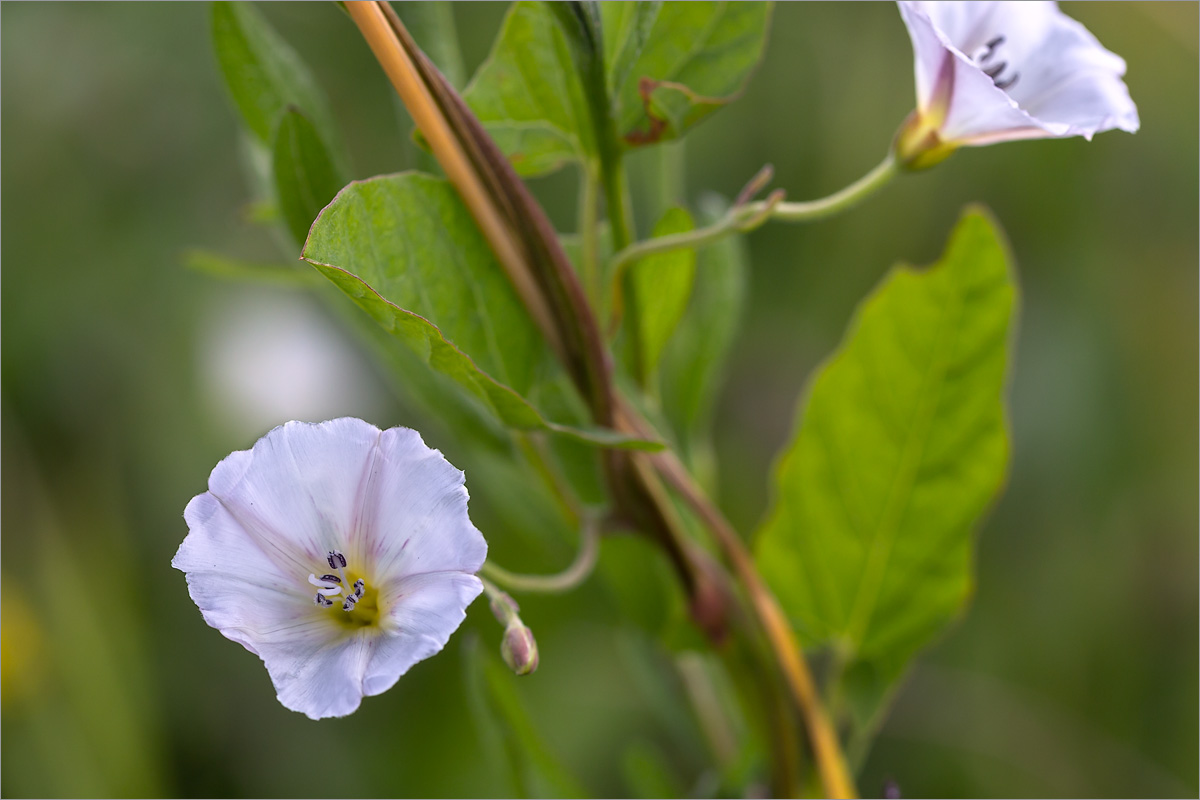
[842,263,969,651]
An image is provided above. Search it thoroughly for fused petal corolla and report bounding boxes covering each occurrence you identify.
[895,1,1139,167]
[173,418,486,720]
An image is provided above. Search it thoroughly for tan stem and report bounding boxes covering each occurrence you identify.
[653,447,857,799]
[615,401,857,799]
[344,1,563,361]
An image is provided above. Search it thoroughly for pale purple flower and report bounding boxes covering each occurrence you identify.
[895,1,1139,168]
[173,418,486,719]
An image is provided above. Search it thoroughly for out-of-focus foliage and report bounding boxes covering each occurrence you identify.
[628,206,696,384]
[2,3,1195,798]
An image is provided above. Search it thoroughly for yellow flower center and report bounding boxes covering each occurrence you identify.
[310,551,382,629]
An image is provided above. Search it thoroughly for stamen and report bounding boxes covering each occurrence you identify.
[320,574,342,584]
[972,34,1017,91]
[342,594,359,611]
[353,579,365,598]
[314,592,334,606]
[327,551,347,570]
[994,73,1019,90]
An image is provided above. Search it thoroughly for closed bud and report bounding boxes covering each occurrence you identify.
[500,621,539,676]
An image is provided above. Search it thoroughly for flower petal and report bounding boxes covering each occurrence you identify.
[175,491,321,655]
[365,572,486,697]
[268,572,482,719]
[898,1,1138,146]
[354,426,487,582]
[206,418,383,574]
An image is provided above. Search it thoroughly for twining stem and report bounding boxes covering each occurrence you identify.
[608,154,898,279]
[480,513,600,594]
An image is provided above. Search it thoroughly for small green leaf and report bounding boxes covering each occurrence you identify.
[272,107,346,247]
[462,2,597,177]
[303,172,660,450]
[211,3,339,150]
[603,2,772,147]
[658,195,748,486]
[755,209,1016,728]
[463,1,771,177]
[660,194,747,442]
[630,206,696,383]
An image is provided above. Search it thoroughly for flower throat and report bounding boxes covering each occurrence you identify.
[309,550,379,628]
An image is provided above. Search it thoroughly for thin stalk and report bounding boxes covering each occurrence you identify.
[480,514,600,594]
[608,154,897,279]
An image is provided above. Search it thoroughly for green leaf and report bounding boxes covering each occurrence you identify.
[660,194,747,441]
[302,172,661,451]
[272,107,346,247]
[462,2,597,177]
[629,206,696,383]
[211,3,339,151]
[603,2,772,147]
[755,209,1016,726]
[463,1,771,177]
[462,634,587,798]
[185,249,323,288]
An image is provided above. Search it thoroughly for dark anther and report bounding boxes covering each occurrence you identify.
[353,579,365,598]
[320,574,342,584]
[983,61,1008,80]
[327,553,337,569]
[327,551,347,569]
[314,593,333,607]
[995,72,1019,90]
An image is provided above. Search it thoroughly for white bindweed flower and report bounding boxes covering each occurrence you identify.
[894,1,1139,169]
[173,418,486,720]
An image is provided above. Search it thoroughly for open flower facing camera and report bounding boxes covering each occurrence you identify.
[173,418,486,719]
[894,1,1140,168]
[146,1,1163,796]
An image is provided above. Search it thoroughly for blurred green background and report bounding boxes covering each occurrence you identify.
[2,2,1195,797]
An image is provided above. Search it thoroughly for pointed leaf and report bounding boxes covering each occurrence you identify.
[302,172,661,450]
[211,2,339,150]
[272,107,346,247]
[755,209,1016,718]
[660,194,748,439]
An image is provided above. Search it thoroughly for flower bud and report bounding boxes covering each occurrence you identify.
[500,621,539,676]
